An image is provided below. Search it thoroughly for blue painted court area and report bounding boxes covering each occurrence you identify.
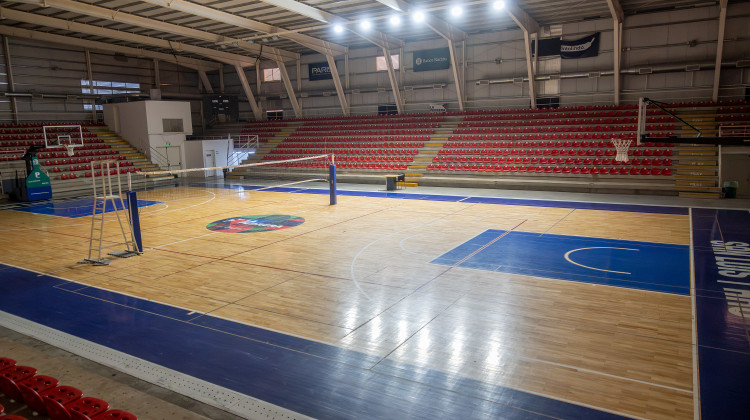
[432,230,690,295]
[0,262,622,420]
[11,197,161,218]
[692,208,750,419]
[200,181,690,215]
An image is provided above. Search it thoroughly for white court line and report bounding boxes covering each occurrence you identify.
[517,355,693,394]
[349,203,480,301]
[689,208,701,419]
[563,247,639,275]
[148,232,218,250]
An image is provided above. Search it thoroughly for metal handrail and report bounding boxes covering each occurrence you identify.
[228,134,259,167]
[719,124,750,137]
[149,146,180,171]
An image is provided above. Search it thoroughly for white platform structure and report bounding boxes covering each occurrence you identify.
[103,101,193,171]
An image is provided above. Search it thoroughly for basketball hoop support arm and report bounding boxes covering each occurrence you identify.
[641,97,702,140]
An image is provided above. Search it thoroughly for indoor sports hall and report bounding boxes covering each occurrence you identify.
[1,1,749,420]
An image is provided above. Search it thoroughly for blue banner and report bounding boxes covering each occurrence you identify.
[560,33,600,58]
[413,48,451,72]
[308,62,332,81]
[533,33,600,59]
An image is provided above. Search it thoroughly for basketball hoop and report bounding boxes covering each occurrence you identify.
[65,144,77,157]
[612,138,631,162]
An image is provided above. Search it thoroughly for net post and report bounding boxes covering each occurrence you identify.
[126,190,143,253]
[328,162,337,206]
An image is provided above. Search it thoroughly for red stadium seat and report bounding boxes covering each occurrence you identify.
[67,396,109,420]
[19,375,60,415]
[43,385,84,420]
[0,365,37,402]
[92,410,138,420]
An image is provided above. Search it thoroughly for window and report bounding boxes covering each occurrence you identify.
[81,80,140,95]
[81,80,140,111]
[376,54,399,71]
[162,118,184,133]
[263,68,281,82]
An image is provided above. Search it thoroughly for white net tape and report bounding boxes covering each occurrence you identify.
[136,153,333,177]
[612,139,631,163]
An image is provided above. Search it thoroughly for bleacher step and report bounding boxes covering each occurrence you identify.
[679,191,722,199]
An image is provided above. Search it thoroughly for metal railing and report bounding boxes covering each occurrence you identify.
[149,146,181,171]
[228,134,259,167]
[719,125,750,137]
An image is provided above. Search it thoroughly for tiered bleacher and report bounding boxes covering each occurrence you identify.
[259,114,442,170]
[0,122,138,182]
[0,356,137,419]
[428,105,675,176]
[240,121,287,143]
[239,101,749,187]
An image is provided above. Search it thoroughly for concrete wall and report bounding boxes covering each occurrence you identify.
[184,139,231,178]
[103,101,192,170]
[2,3,749,123]
[211,2,750,119]
[722,151,750,198]
[0,38,201,125]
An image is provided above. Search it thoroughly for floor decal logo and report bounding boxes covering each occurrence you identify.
[206,215,305,233]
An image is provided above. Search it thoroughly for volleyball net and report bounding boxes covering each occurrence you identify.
[126,153,337,204]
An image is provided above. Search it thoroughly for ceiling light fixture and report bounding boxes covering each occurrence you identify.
[361,20,372,30]
[333,24,344,33]
[413,11,425,23]
[390,15,401,25]
[451,6,463,17]
[493,1,506,10]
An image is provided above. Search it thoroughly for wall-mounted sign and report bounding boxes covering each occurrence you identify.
[533,33,601,59]
[413,48,451,72]
[308,62,333,81]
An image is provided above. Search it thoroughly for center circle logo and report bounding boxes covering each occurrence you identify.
[206,215,305,233]
[415,57,423,66]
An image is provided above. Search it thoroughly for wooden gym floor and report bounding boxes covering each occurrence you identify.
[0,182,748,419]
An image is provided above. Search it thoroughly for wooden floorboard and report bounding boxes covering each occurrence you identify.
[0,185,695,419]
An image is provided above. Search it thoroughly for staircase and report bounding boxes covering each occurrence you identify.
[225,122,302,179]
[87,127,163,174]
[404,116,461,187]
[672,115,721,198]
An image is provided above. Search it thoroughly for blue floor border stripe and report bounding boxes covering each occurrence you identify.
[691,208,750,419]
[195,181,689,215]
[0,262,623,420]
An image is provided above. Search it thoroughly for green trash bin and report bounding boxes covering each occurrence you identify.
[723,181,738,198]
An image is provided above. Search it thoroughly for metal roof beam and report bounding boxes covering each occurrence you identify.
[506,3,540,35]
[373,0,410,12]
[712,0,729,101]
[255,0,337,23]
[605,0,625,22]
[0,7,258,67]
[255,0,404,50]
[140,0,346,56]
[10,0,298,62]
[0,26,219,72]
[235,65,262,120]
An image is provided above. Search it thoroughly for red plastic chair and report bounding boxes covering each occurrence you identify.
[67,397,109,420]
[92,410,137,420]
[19,374,60,415]
[43,385,83,420]
[0,365,37,402]
[0,357,16,370]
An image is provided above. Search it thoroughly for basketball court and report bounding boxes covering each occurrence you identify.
[1,178,748,419]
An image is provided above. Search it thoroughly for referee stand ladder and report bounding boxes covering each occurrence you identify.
[80,160,140,266]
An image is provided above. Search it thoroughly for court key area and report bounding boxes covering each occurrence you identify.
[0,182,748,419]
